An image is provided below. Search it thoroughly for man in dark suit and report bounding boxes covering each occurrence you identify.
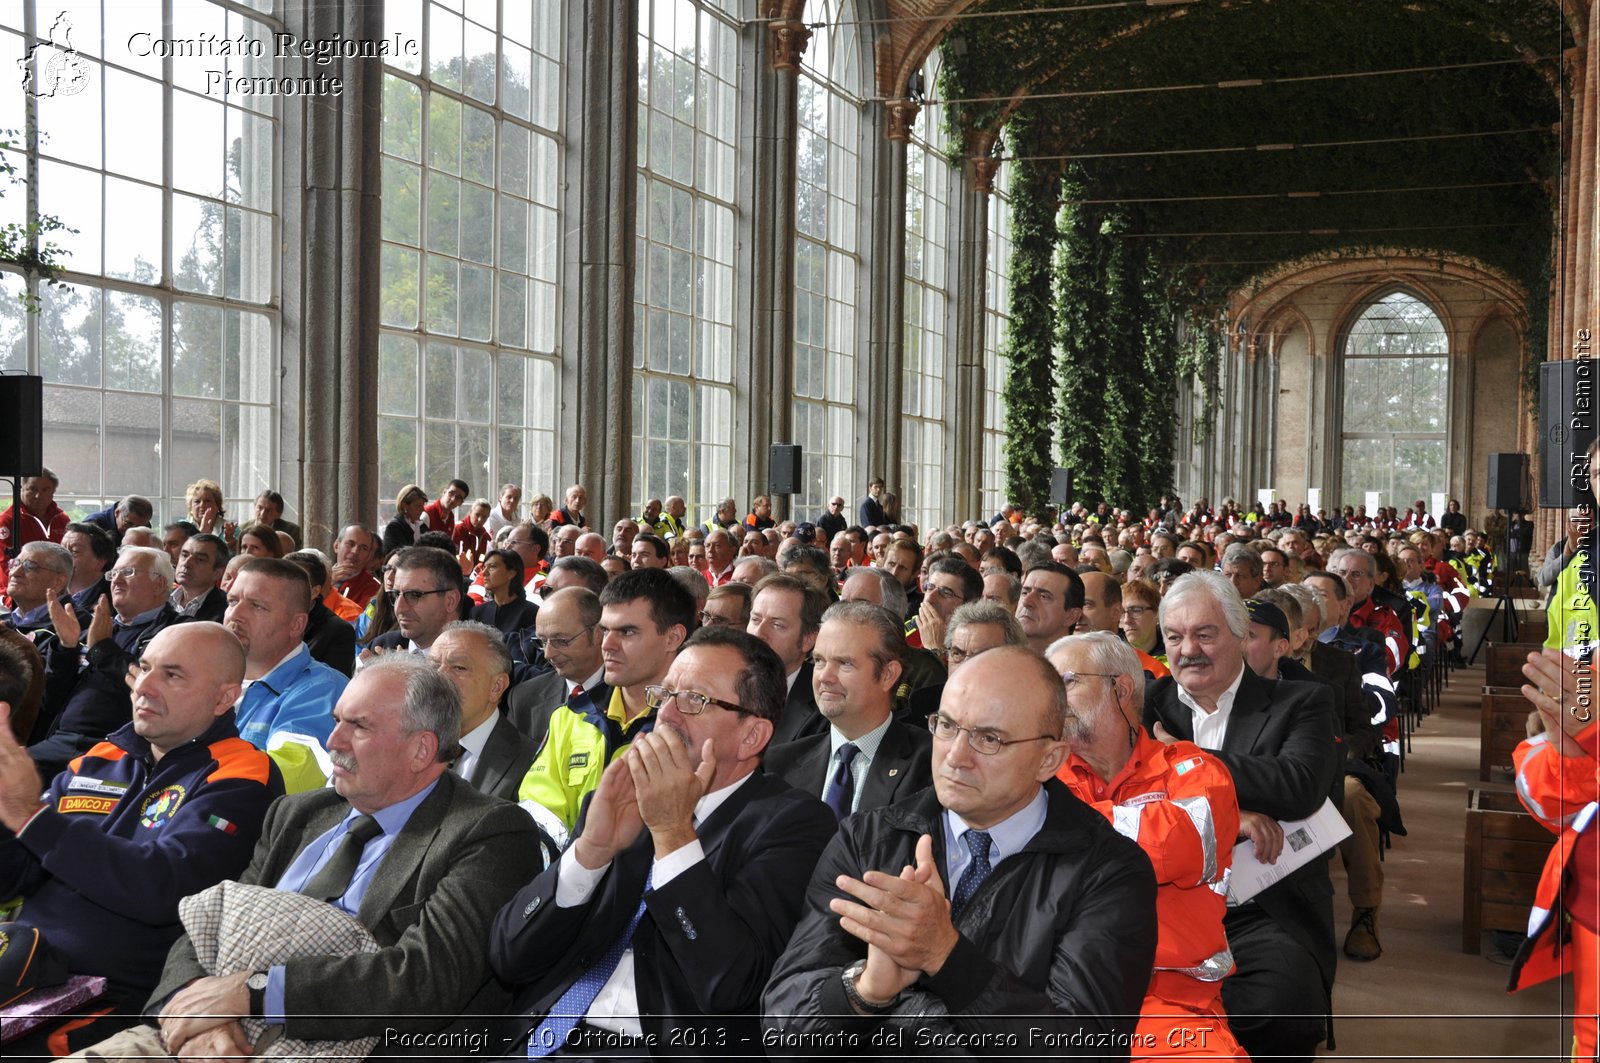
[34,546,189,777]
[1143,570,1339,1063]
[126,655,540,1059]
[169,533,229,622]
[765,601,931,817]
[507,587,609,746]
[490,627,836,1056]
[857,477,886,529]
[749,573,827,744]
[429,620,538,801]
[361,545,462,660]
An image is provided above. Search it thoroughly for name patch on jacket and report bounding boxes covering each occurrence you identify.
[139,785,187,829]
[67,775,129,797]
[59,795,117,815]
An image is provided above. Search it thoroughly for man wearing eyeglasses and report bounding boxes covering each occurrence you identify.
[494,627,835,1056]
[508,588,610,748]
[6,541,77,639]
[516,568,693,835]
[765,600,931,819]
[32,547,189,779]
[763,644,1156,1045]
[1142,570,1339,1062]
[363,546,465,660]
[225,558,348,755]
[906,556,982,654]
[1049,631,1246,1062]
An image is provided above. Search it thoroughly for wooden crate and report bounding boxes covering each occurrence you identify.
[1480,691,1532,782]
[1463,788,1552,953]
[1485,643,1542,690]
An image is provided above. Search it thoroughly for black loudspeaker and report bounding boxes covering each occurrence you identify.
[1049,467,1073,504]
[0,375,43,474]
[1488,453,1530,513]
[1540,359,1598,508]
[768,444,802,495]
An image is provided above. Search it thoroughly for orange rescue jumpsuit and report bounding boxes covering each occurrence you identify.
[1061,734,1247,1061]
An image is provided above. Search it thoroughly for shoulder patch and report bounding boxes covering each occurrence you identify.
[206,736,276,786]
[67,741,128,775]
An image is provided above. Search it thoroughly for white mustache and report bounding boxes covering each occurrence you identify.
[329,751,357,772]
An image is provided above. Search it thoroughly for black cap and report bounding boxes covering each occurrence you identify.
[0,923,71,1008]
[1243,598,1291,642]
[796,522,817,541]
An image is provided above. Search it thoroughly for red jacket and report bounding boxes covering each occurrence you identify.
[422,499,456,536]
[1349,595,1409,677]
[1060,734,1239,1006]
[0,500,69,582]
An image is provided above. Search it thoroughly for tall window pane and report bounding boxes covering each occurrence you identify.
[380,0,563,514]
[634,0,737,522]
[982,166,1012,516]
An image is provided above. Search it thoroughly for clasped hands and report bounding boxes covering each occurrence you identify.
[572,729,716,870]
[158,972,253,1062]
[829,833,960,1004]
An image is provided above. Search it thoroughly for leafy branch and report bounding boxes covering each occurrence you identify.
[0,126,76,310]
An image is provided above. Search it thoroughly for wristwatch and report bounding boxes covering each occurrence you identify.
[840,959,898,1014]
[246,971,269,1017]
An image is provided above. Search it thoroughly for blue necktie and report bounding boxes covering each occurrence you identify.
[950,830,993,921]
[822,743,860,821]
[527,872,653,1059]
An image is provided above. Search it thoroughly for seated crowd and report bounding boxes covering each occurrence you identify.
[0,470,1513,1060]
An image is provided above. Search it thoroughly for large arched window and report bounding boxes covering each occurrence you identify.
[379,0,563,513]
[632,0,739,523]
[981,165,1012,516]
[793,0,862,522]
[1339,291,1449,507]
[1,0,279,524]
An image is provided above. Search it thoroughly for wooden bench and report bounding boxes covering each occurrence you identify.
[1463,788,1552,953]
[1480,690,1531,782]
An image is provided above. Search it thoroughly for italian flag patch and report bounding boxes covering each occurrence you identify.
[207,815,238,835]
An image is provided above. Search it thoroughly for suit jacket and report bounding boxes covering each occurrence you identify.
[179,585,229,623]
[489,771,836,1055]
[1143,667,1340,990]
[303,599,356,677]
[769,660,822,745]
[149,772,541,1042]
[506,671,611,749]
[1307,641,1378,763]
[762,718,933,814]
[467,712,539,801]
[381,515,417,556]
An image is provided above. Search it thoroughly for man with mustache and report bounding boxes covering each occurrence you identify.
[1142,570,1340,1063]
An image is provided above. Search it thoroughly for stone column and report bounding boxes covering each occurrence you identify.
[558,0,639,528]
[951,137,997,518]
[736,2,807,519]
[282,0,384,547]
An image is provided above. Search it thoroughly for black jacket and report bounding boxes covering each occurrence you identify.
[762,780,1156,1057]
[762,717,933,814]
[303,598,356,677]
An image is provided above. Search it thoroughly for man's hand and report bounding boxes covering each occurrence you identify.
[1238,810,1285,864]
[1152,721,1180,746]
[1523,648,1594,756]
[831,833,959,990]
[456,549,475,577]
[571,756,646,870]
[629,729,713,858]
[916,598,946,657]
[1568,507,1593,552]
[0,703,45,832]
[46,596,81,649]
[159,972,249,1056]
[173,1021,253,1063]
[84,596,114,648]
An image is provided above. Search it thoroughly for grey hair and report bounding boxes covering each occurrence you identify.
[1279,581,1323,629]
[1044,630,1145,715]
[117,545,176,586]
[363,653,462,763]
[1221,544,1262,577]
[843,566,907,618]
[20,539,73,577]
[820,599,905,676]
[439,619,514,678]
[1327,546,1376,578]
[1159,570,1249,641]
[668,565,711,602]
[945,599,1027,650]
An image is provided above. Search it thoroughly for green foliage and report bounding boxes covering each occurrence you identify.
[0,127,76,311]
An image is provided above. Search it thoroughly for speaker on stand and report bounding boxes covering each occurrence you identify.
[0,374,44,561]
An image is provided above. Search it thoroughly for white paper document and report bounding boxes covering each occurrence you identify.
[1226,798,1352,906]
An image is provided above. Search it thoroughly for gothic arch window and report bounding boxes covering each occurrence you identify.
[1338,290,1449,509]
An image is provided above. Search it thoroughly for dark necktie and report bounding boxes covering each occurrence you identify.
[822,743,860,821]
[302,814,383,902]
[528,872,653,1058]
[950,830,993,921]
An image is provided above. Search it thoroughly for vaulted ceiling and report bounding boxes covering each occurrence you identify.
[878,0,1578,302]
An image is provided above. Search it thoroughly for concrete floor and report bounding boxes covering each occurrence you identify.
[1324,658,1571,1061]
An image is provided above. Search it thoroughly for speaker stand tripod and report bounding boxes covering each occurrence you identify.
[1467,570,1528,665]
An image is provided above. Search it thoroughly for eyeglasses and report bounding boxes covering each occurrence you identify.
[1122,606,1153,618]
[385,587,454,605]
[927,713,1059,755]
[12,559,54,576]
[645,685,750,716]
[698,611,735,628]
[945,643,990,666]
[529,627,592,650]
[927,585,963,601]
[1060,670,1118,687]
[108,566,157,582]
